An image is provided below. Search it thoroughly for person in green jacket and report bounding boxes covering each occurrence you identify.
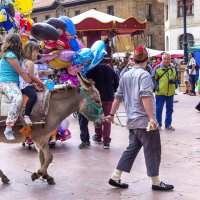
[152,53,178,131]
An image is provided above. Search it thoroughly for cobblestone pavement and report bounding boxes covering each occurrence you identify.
[0,92,200,200]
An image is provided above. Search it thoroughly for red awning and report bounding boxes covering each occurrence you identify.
[71,9,146,36]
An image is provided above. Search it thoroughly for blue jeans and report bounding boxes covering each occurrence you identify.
[78,113,89,142]
[189,74,196,94]
[156,95,174,127]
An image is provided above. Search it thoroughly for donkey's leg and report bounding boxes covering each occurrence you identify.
[39,149,45,167]
[38,143,55,185]
[0,170,10,184]
[31,149,46,182]
[32,139,55,185]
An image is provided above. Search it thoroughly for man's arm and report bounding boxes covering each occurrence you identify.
[190,64,195,74]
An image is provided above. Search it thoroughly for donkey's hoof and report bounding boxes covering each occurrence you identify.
[31,173,40,181]
[47,177,55,185]
[2,175,10,184]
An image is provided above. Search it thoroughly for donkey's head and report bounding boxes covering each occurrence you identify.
[77,73,104,127]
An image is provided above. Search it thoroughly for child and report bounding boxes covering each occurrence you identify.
[183,69,190,94]
[48,64,80,144]
[0,33,32,140]
[19,41,46,125]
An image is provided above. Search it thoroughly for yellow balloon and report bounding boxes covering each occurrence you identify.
[49,59,70,70]
[20,33,29,48]
[13,0,33,15]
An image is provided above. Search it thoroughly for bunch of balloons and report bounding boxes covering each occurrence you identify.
[30,16,107,75]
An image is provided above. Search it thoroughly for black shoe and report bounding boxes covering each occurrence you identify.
[103,143,110,149]
[152,181,174,191]
[78,141,90,149]
[108,178,129,189]
[92,135,102,144]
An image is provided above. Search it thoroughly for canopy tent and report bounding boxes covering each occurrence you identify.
[154,50,184,59]
[71,9,147,48]
[189,44,200,52]
[113,48,163,59]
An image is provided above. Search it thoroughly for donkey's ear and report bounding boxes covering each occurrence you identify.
[77,72,92,90]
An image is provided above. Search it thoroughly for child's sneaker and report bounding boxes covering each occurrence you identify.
[26,137,33,145]
[49,138,56,145]
[24,115,32,125]
[64,129,71,140]
[4,129,15,140]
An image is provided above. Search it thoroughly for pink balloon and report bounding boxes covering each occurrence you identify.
[14,12,22,27]
[37,54,58,63]
[58,50,75,62]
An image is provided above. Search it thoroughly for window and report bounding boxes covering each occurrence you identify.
[165,4,168,21]
[45,15,50,20]
[179,33,194,49]
[32,17,37,23]
[177,0,194,17]
[74,10,80,16]
[147,35,153,48]
[146,4,152,21]
[107,5,114,15]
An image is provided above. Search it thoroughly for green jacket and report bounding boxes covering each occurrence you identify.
[152,64,178,96]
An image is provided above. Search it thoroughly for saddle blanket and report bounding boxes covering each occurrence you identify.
[0,91,49,126]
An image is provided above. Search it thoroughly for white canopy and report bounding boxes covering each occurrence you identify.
[113,48,163,59]
[71,9,124,24]
[166,50,184,55]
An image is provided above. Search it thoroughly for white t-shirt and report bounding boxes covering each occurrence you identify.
[19,60,39,90]
[188,58,196,75]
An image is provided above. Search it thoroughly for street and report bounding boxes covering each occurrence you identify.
[0,92,200,200]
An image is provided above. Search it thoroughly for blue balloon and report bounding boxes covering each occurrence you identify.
[59,16,76,35]
[70,38,81,51]
[44,79,55,90]
[82,40,107,76]
[73,48,94,66]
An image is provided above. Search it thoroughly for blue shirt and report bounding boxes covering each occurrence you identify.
[116,67,156,129]
[0,52,20,83]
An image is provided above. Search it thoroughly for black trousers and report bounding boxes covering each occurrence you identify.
[21,86,37,116]
[78,113,90,142]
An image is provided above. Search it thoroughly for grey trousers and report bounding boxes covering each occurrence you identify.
[116,129,161,177]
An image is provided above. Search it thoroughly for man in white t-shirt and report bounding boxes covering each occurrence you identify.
[188,53,196,96]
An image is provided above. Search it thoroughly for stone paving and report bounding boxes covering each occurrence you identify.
[0,92,200,200]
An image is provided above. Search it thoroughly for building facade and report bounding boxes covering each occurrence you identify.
[32,0,165,51]
[158,0,200,50]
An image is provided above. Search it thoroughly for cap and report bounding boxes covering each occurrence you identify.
[133,46,148,62]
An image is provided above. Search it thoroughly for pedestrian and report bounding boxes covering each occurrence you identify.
[78,59,119,149]
[19,41,46,125]
[0,33,32,140]
[188,52,197,96]
[106,46,174,191]
[152,53,178,131]
[183,68,190,94]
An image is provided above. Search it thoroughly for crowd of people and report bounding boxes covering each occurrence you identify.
[1,32,200,192]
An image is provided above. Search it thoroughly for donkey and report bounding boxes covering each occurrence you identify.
[0,73,104,185]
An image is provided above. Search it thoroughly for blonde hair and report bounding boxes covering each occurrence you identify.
[23,41,39,60]
[1,33,23,60]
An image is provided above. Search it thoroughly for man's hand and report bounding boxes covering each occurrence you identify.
[146,118,158,131]
[105,115,114,123]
